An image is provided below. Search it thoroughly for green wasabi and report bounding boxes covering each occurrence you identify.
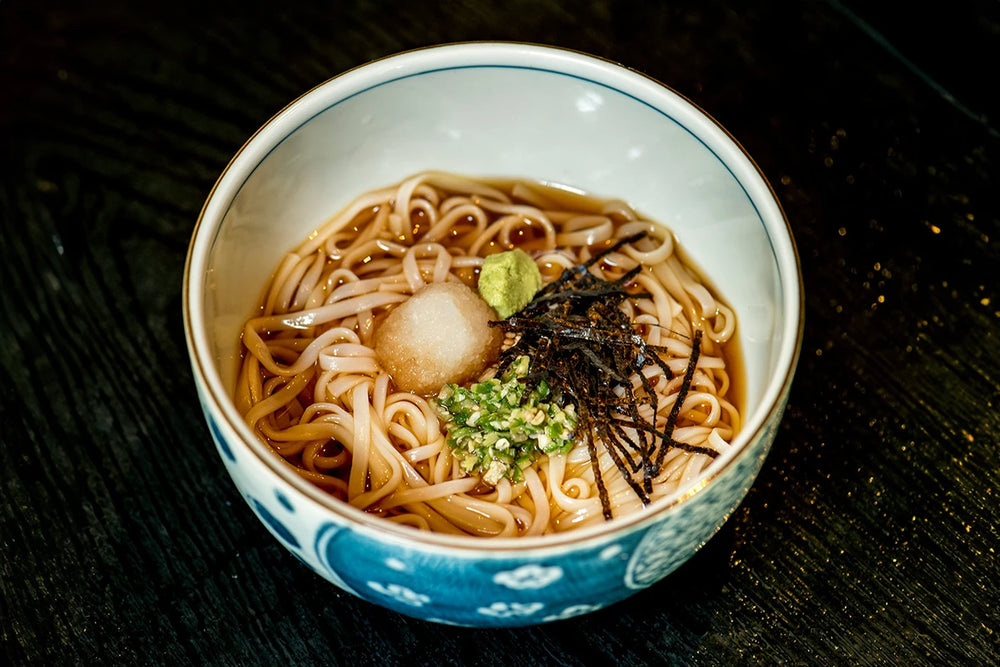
[477,249,543,319]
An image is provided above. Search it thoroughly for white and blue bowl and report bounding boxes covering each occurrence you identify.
[182,42,803,627]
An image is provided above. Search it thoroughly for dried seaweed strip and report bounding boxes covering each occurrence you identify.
[580,406,613,521]
[528,232,644,302]
[610,370,655,470]
[489,233,716,520]
[653,329,703,469]
[600,434,651,506]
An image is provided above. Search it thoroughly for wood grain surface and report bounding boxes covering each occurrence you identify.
[2,1,998,665]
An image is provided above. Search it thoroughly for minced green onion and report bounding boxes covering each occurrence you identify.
[433,356,577,485]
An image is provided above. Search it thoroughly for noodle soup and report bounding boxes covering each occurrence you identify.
[236,171,741,537]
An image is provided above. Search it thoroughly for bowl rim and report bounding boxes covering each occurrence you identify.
[182,40,805,554]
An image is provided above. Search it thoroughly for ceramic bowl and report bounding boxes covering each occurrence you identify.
[182,42,803,627]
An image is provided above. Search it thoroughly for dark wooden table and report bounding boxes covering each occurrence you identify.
[3,1,998,664]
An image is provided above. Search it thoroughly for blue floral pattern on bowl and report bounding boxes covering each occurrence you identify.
[312,520,641,626]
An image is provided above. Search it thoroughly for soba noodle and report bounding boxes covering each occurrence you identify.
[235,171,740,537]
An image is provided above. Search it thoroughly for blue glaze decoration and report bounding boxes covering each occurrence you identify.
[311,520,647,627]
[248,495,300,549]
[275,490,295,513]
[204,410,235,462]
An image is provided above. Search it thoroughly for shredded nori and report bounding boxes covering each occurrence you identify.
[489,233,716,520]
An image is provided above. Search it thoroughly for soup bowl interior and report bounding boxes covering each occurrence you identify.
[184,42,802,627]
